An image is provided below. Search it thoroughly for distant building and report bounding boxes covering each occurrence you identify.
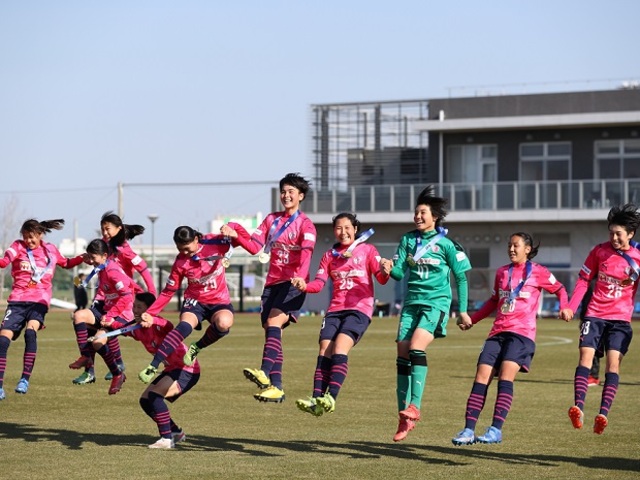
[294,87,640,313]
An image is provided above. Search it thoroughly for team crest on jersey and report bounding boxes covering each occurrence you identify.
[432,245,440,253]
[288,232,296,240]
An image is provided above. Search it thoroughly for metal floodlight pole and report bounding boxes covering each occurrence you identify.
[147,214,159,292]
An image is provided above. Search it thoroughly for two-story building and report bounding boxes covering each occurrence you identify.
[274,88,640,314]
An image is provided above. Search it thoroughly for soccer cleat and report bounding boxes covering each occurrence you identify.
[148,437,175,449]
[105,363,125,381]
[593,414,608,435]
[243,368,270,389]
[587,376,600,387]
[477,426,502,444]
[296,397,323,416]
[138,365,158,384]
[568,406,584,429]
[15,378,29,394]
[72,371,96,385]
[172,429,187,444]
[0,387,5,401]
[399,403,421,421]
[253,385,285,403]
[452,428,476,446]
[316,392,336,414]
[183,343,201,366]
[68,356,93,370]
[393,416,416,442]
[108,372,126,395]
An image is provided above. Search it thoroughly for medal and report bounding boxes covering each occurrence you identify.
[500,300,511,314]
[621,278,633,286]
[222,258,230,269]
[407,254,416,267]
[27,280,37,288]
[259,252,270,264]
[342,251,352,258]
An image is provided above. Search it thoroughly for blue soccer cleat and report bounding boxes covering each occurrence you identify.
[15,378,29,394]
[0,387,5,400]
[452,428,476,446]
[477,426,502,444]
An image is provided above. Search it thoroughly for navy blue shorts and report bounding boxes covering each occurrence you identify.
[319,310,371,344]
[580,317,633,356]
[478,332,536,373]
[180,300,233,330]
[260,282,306,326]
[1,302,48,340]
[152,368,200,402]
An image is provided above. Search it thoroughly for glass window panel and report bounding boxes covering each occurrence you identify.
[521,144,543,157]
[521,161,543,181]
[623,158,640,178]
[624,140,640,154]
[481,145,497,158]
[547,160,569,180]
[598,159,621,179]
[548,142,571,156]
[596,141,620,155]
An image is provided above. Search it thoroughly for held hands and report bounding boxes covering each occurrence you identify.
[379,258,393,275]
[558,308,574,322]
[456,312,473,331]
[140,312,154,328]
[100,317,114,328]
[220,224,238,238]
[290,277,306,291]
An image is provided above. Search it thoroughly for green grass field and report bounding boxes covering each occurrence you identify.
[0,310,638,479]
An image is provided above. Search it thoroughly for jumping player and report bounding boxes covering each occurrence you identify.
[72,211,156,385]
[386,186,472,442]
[0,219,85,399]
[68,238,132,395]
[452,232,569,446]
[137,225,239,384]
[291,213,390,416]
[130,292,200,449]
[221,172,316,403]
[560,203,640,435]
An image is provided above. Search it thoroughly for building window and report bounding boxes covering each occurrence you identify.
[447,144,497,209]
[519,142,571,208]
[595,139,640,179]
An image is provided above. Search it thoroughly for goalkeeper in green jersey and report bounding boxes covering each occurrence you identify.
[382,186,472,442]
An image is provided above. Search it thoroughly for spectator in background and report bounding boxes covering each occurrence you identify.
[74,273,89,313]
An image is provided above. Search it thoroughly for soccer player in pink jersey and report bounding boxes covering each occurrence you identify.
[452,232,570,446]
[560,203,640,435]
[129,292,200,449]
[72,212,156,385]
[290,213,390,416]
[69,239,133,395]
[137,225,239,384]
[0,219,85,399]
[221,173,316,403]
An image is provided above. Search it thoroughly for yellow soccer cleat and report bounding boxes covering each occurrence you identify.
[243,367,270,389]
[253,385,285,403]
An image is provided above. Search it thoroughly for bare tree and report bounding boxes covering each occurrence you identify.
[0,195,24,301]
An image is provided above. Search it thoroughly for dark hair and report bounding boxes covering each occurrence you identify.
[415,185,448,227]
[101,211,145,248]
[173,226,203,246]
[510,232,540,260]
[86,238,110,256]
[20,218,65,236]
[607,203,640,234]
[279,172,311,197]
[332,212,361,231]
[135,292,156,308]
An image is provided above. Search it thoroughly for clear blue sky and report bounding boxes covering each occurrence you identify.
[1,0,638,245]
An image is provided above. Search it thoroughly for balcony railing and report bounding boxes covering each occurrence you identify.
[304,179,640,214]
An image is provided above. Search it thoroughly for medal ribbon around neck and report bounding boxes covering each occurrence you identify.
[615,243,640,282]
[82,259,110,288]
[505,260,533,306]
[26,245,53,284]
[331,228,375,258]
[411,226,448,264]
[263,210,300,254]
[191,237,233,267]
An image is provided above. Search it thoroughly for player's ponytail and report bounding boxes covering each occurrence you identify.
[20,218,65,235]
[173,226,203,246]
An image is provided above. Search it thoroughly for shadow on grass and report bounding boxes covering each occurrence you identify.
[1,421,637,473]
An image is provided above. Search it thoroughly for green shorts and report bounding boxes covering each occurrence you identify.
[396,304,448,342]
